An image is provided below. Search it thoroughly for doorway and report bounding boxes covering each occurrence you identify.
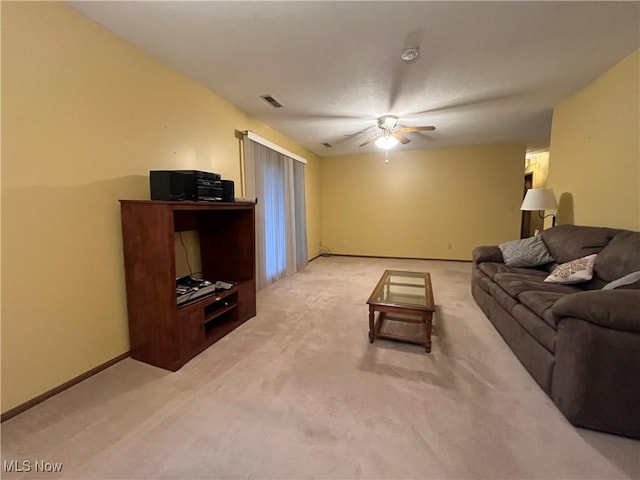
[520,173,533,238]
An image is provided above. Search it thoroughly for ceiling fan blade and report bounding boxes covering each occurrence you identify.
[397,125,436,132]
[359,132,382,147]
[344,124,377,138]
[392,132,411,144]
[323,125,376,148]
[404,92,525,118]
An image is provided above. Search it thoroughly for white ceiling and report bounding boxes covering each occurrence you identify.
[70,1,640,158]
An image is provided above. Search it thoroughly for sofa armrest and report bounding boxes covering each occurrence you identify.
[552,289,640,333]
[472,245,503,264]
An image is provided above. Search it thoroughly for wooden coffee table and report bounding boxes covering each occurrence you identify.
[366,270,435,352]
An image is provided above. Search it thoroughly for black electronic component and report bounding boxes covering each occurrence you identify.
[150,170,222,202]
[221,179,235,202]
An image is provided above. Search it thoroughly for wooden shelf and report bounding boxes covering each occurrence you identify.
[204,299,238,323]
[120,200,256,371]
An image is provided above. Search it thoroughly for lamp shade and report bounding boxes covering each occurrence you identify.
[521,188,558,211]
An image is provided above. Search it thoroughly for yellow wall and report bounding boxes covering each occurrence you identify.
[321,143,526,260]
[548,48,640,229]
[303,151,322,260]
[1,2,321,412]
[525,152,550,190]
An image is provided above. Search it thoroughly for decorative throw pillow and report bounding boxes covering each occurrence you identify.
[544,254,597,284]
[498,235,554,267]
[602,271,640,290]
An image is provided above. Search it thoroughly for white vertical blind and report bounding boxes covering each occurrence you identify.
[242,133,308,290]
[293,160,308,270]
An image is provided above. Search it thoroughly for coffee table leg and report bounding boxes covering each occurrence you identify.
[368,308,375,343]
[425,314,432,353]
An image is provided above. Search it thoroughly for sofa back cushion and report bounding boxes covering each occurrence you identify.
[594,230,640,283]
[541,225,621,263]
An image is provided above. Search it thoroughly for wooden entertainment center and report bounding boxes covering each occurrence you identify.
[119,200,256,371]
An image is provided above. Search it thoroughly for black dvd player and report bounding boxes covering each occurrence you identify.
[176,275,217,305]
[150,170,223,202]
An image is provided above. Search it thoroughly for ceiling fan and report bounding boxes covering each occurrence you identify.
[358,115,436,149]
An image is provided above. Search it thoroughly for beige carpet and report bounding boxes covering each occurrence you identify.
[2,256,639,479]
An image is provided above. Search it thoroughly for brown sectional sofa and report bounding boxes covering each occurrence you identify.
[471,224,640,438]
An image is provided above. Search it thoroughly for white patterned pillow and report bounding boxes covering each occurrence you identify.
[544,254,597,284]
[498,235,554,267]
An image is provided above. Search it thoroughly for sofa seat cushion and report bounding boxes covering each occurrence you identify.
[511,304,557,353]
[488,282,519,314]
[494,272,583,298]
[518,291,564,329]
[473,267,494,294]
[478,262,549,281]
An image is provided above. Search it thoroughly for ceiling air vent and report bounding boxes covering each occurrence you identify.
[260,94,283,108]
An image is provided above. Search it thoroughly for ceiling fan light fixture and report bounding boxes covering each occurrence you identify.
[401,46,420,62]
[378,115,398,129]
[375,135,399,150]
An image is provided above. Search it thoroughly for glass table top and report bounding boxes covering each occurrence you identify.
[368,270,433,309]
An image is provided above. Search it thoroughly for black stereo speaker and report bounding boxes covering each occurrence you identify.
[221,180,235,202]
